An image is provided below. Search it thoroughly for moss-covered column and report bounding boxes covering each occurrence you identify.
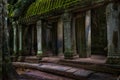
[12,22,17,56]
[36,20,43,60]
[57,18,63,56]
[106,3,120,65]
[18,24,24,61]
[85,10,91,57]
[62,12,74,59]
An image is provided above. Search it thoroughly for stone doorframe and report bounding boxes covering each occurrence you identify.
[72,10,91,58]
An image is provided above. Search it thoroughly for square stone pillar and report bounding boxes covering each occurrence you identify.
[85,10,91,57]
[18,25,22,55]
[106,3,120,65]
[57,18,63,56]
[72,18,77,56]
[62,12,74,59]
[12,22,17,55]
[31,26,35,55]
[36,20,43,60]
[18,24,25,61]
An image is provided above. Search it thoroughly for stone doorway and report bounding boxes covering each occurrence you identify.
[43,21,58,56]
[75,14,86,58]
[91,6,107,56]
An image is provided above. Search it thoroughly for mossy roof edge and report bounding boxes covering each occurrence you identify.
[20,0,118,24]
[25,0,115,18]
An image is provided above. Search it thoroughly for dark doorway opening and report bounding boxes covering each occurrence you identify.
[91,6,107,56]
[75,14,86,57]
[43,21,58,56]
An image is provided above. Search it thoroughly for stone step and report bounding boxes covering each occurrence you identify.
[19,70,73,80]
[23,56,120,75]
[13,62,118,80]
[21,73,54,80]
[24,56,40,63]
[58,59,120,75]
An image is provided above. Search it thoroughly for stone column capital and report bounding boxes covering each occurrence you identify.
[12,21,16,25]
[37,20,42,26]
[62,12,72,22]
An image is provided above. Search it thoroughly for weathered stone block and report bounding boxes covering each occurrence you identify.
[66,68,78,73]
[106,57,120,65]
[73,69,93,77]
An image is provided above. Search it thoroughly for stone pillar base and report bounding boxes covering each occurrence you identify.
[10,56,18,62]
[79,53,89,58]
[106,57,120,65]
[18,56,25,62]
[64,51,74,59]
[36,51,43,61]
[58,53,64,57]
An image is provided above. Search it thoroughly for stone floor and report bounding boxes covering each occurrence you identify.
[18,69,73,80]
[16,55,120,80]
[13,62,119,80]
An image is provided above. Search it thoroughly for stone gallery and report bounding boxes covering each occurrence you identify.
[8,0,120,65]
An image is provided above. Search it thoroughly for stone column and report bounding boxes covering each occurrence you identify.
[18,24,25,61]
[106,3,120,65]
[13,22,17,56]
[36,20,43,59]
[19,25,22,55]
[62,12,74,59]
[57,18,63,56]
[31,26,35,55]
[72,18,77,56]
[85,10,91,57]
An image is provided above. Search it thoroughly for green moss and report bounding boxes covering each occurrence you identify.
[8,0,35,17]
[9,0,114,18]
[25,0,79,17]
[64,50,73,59]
